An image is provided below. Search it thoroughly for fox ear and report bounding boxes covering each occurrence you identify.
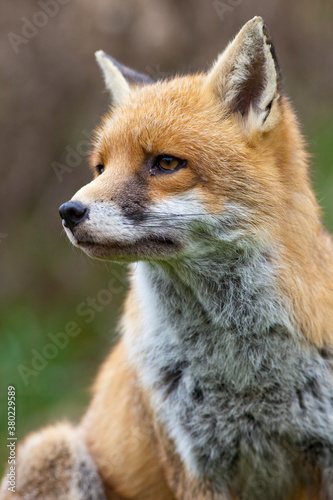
[206,17,282,132]
[95,51,154,106]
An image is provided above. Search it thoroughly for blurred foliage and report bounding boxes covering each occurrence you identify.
[310,119,333,230]
[0,0,332,472]
[0,263,128,473]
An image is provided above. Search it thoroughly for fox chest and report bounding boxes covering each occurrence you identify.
[133,326,333,499]
[127,263,333,498]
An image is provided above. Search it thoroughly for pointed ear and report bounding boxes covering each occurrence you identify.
[206,17,282,132]
[95,50,154,106]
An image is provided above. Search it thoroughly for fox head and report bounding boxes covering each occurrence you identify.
[59,17,310,263]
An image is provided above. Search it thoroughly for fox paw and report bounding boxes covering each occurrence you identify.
[0,423,107,500]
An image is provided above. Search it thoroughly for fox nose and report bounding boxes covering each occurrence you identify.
[59,201,89,230]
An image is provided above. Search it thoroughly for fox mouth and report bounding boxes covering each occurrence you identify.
[75,234,180,260]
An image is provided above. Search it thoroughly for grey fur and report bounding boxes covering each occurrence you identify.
[72,454,107,500]
[1,424,108,500]
[126,241,333,499]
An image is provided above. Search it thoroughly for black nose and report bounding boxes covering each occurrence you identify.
[59,201,88,230]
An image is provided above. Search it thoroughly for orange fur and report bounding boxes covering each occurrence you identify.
[80,341,174,500]
[88,76,333,346]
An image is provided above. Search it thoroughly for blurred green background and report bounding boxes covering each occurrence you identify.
[0,0,332,471]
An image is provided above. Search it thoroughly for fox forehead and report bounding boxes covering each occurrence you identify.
[92,75,243,166]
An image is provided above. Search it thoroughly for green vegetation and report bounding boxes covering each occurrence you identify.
[0,265,127,473]
[310,119,333,231]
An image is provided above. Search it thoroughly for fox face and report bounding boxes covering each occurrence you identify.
[59,17,296,262]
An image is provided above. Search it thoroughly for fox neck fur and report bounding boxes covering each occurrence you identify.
[124,244,333,499]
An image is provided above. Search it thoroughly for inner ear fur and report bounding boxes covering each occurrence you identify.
[95,50,154,106]
[206,17,282,132]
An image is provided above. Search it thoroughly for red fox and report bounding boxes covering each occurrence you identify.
[2,16,333,500]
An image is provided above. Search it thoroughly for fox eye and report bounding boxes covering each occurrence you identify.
[151,155,187,175]
[95,164,104,175]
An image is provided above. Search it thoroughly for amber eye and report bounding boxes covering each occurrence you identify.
[151,155,186,175]
[95,164,104,175]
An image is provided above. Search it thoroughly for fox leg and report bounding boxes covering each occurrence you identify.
[0,341,174,500]
[0,338,257,500]
[0,423,108,500]
[79,341,175,500]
